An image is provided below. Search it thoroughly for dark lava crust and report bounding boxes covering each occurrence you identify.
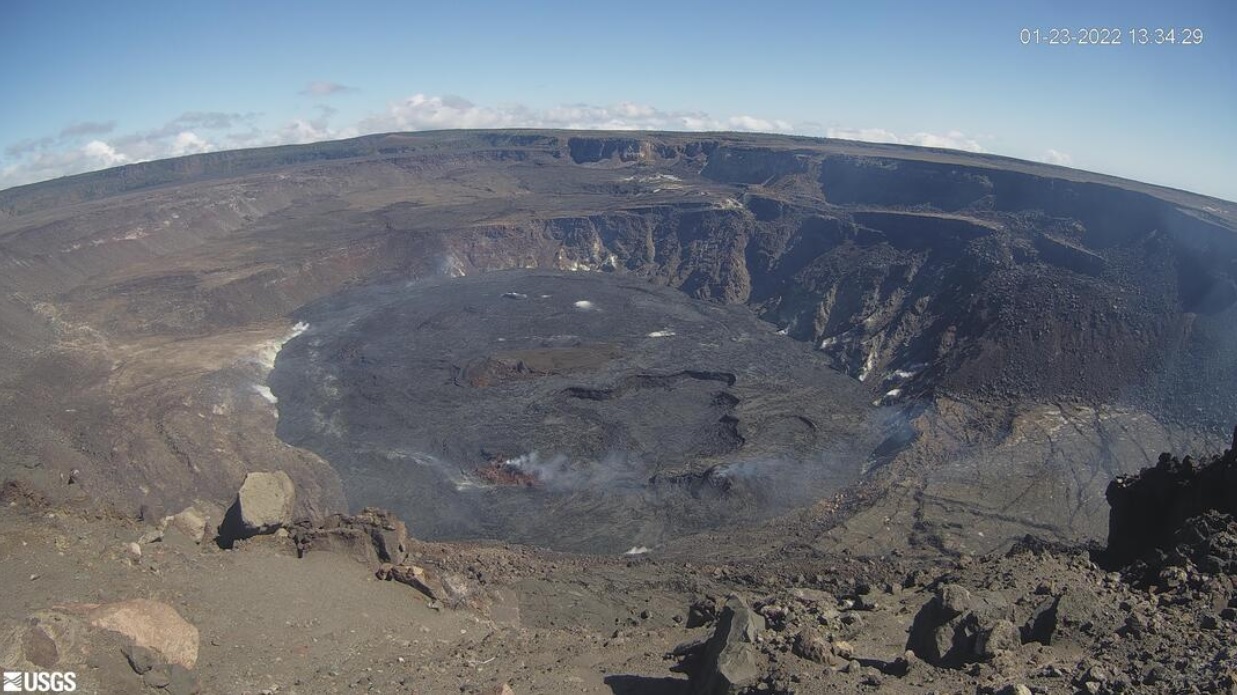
[270,270,887,552]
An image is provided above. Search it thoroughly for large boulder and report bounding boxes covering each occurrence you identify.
[82,599,199,669]
[675,595,767,695]
[377,564,448,602]
[217,471,295,547]
[975,619,1021,659]
[293,507,408,567]
[906,584,1019,668]
[0,602,199,694]
[167,507,208,544]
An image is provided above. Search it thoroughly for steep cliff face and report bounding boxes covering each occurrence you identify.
[1105,433,1237,568]
[427,158,1237,427]
[1,130,1235,551]
[566,136,697,164]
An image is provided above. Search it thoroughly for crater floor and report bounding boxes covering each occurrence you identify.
[270,270,887,552]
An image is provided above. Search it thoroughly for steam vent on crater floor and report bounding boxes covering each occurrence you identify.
[3,129,1237,692]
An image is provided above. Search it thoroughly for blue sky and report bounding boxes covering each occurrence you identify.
[2,0,1233,200]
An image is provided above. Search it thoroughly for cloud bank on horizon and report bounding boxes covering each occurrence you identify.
[0,90,1050,194]
[3,1,1232,203]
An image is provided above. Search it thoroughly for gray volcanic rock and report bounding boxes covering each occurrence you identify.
[237,471,295,530]
[292,507,409,567]
[122,643,158,675]
[218,471,295,546]
[168,507,208,544]
[1105,427,1237,567]
[906,584,1018,668]
[684,596,766,695]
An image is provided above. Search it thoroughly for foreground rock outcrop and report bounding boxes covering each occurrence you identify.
[646,432,1237,694]
[673,596,766,695]
[291,506,409,567]
[0,596,202,694]
[906,584,1015,667]
[78,599,200,670]
[1106,426,1237,567]
[3,448,1237,695]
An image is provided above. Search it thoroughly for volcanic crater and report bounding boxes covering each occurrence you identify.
[270,270,887,552]
[2,129,1236,559]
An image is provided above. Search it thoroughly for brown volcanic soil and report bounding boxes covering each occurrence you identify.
[2,475,1235,695]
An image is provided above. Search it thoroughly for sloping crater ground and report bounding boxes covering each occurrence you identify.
[270,270,887,552]
[1,130,1235,557]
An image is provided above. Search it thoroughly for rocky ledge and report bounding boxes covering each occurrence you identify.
[1105,426,1237,567]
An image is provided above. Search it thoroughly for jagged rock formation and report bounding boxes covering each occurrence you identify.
[1105,427,1237,566]
[905,583,1060,668]
[291,506,409,567]
[673,596,766,695]
[2,454,1235,694]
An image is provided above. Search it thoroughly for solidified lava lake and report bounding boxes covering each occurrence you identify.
[270,270,889,552]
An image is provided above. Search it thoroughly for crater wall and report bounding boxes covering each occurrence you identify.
[1,130,1234,554]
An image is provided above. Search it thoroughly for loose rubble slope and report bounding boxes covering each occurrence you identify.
[2,430,1236,694]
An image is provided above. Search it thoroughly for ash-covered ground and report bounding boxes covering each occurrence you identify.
[271,270,892,552]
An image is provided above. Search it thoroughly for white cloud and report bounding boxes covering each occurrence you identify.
[5,136,55,158]
[367,93,518,131]
[826,127,985,153]
[726,115,793,132]
[0,139,133,188]
[301,81,358,97]
[6,121,120,158]
[614,102,657,119]
[280,117,358,145]
[281,119,326,144]
[826,127,901,144]
[0,92,986,190]
[909,130,984,152]
[358,95,799,135]
[61,121,116,137]
[1039,148,1073,166]
[169,132,213,156]
[81,140,130,166]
